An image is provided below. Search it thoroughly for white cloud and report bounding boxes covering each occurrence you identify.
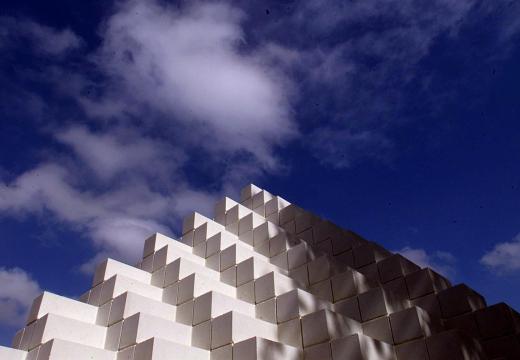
[77,0,297,168]
[481,233,520,273]
[0,268,41,327]
[396,246,457,278]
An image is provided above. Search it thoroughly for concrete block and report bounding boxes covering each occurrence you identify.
[405,268,451,299]
[314,237,333,256]
[26,291,98,325]
[269,233,298,257]
[219,244,256,271]
[30,313,106,350]
[333,297,361,322]
[143,233,176,258]
[277,318,302,348]
[105,320,123,350]
[37,339,114,360]
[164,257,218,287]
[109,292,176,325]
[141,254,154,272]
[265,196,290,216]
[481,333,520,359]
[426,329,485,360]
[390,306,432,344]
[183,212,212,235]
[301,309,361,347]
[238,230,253,246]
[298,228,313,244]
[233,337,301,360]
[330,333,395,360]
[177,273,235,304]
[334,250,355,268]
[134,337,209,360]
[395,339,429,360]
[93,258,151,287]
[236,257,277,286]
[205,252,220,271]
[309,279,333,302]
[276,289,330,323]
[331,231,364,255]
[411,293,443,321]
[99,274,162,305]
[382,278,411,313]
[308,255,338,285]
[96,301,111,326]
[358,288,388,322]
[180,230,195,246]
[443,312,480,339]
[331,270,374,302]
[151,267,166,287]
[279,204,304,225]
[252,190,274,210]
[256,298,277,323]
[78,290,90,303]
[192,320,212,350]
[437,284,486,319]
[474,302,519,339]
[240,184,262,202]
[194,222,225,246]
[162,283,178,305]
[214,197,239,225]
[193,291,254,325]
[193,241,207,258]
[288,264,309,287]
[211,312,276,349]
[270,252,289,271]
[362,316,393,344]
[378,254,420,284]
[254,272,298,303]
[176,300,194,325]
[220,266,236,286]
[295,212,320,234]
[225,204,252,226]
[304,342,331,359]
[241,198,253,209]
[206,232,236,258]
[119,312,190,349]
[18,322,36,351]
[253,222,282,246]
[154,241,204,270]
[352,242,388,269]
[117,345,135,360]
[11,329,24,349]
[210,344,232,360]
[287,242,317,270]
[253,203,266,217]
[237,281,255,304]
[281,220,296,234]
[266,212,279,225]
[238,213,264,236]
[0,346,26,360]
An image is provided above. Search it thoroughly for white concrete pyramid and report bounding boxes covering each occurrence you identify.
[2,184,520,359]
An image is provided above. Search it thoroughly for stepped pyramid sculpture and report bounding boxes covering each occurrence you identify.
[2,184,520,360]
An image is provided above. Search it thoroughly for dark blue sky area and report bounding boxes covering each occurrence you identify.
[1,0,520,346]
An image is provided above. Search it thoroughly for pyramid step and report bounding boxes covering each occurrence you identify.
[404,268,451,300]
[182,212,212,236]
[118,312,191,350]
[150,238,205,271]
[26,291,98,325]
[133,337,209,360]
[357,280,411,322]
[193,291,255,326]
[301,309,362,348]
[331,268,376,303]
[107,291,176,326]
[254,271,300,304]
[252,221,284,248]
[204,232,238,259]
[27,339,115,360]
[276,289,332,324]
[233,337,301,360]
[437,284,486,319]
[89,274,162,307]
[19,313,106,352]
[94,258,152,287]
[425,329,486,360]
[177,273,235,305]
[330,333,395,360]
[214,197,239,225]
[160,257,219,289]
[210,311,277,349]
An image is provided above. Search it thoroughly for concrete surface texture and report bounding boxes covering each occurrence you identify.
[2,184,520,359]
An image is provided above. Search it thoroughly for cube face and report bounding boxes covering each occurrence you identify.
[333,297,361,322]
[395,339,429,360]
[390,307,431,344]
[331,270,357,302]
[358,288,388,322]
[438,284,486,319]
[378,254,419,284]
[256,298,277,323]
[192,320,211,350]
[474,302,516,339]
[304,342,332,360]
[277,318,302,348]
[362,316,393,344]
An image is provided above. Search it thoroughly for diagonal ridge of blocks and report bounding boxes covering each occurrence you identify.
[3,183,520,359]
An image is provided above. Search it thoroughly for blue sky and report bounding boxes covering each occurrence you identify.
[1,0,520,346]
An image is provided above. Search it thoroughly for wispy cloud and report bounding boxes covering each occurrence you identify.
[396,246,457,278]
[0,268,41,327]
[481,233,520,273]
